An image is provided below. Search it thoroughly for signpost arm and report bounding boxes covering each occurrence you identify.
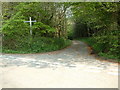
[24,17,36,36]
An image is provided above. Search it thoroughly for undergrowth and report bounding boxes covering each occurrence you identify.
[78,37,119,62]
[2,37,71,54]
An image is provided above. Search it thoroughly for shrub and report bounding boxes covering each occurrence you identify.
[2,37,71,54]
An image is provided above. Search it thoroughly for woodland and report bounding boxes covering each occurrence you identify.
[2,2,120,61]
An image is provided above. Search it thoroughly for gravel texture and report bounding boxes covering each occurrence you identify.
[0,40,119,88]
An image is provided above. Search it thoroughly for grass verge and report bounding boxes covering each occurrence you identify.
[77,37,119,63]
[2,37,71,54]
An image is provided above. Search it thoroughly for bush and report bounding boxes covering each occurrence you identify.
[78,37,119,61]
[2,37,71,54]
[94,29,120,60]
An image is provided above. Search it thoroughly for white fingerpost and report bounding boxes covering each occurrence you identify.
[24,17,36,35]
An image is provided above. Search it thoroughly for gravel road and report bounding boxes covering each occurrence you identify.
[0,40,119,88]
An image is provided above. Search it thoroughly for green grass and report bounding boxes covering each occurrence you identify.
[77,37,119,62]
[2,37,71,54]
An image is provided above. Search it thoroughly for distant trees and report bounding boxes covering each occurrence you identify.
[2,2,120,58]
[71,2,119,37]
[71,2,120,59]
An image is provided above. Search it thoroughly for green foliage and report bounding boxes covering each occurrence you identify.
[73,20,88,38]
[78,37,120,61]
[68,31,74,40]
[3,19,29,36]
[2,2,71,54]
[2,2,119,60]
[71,2,120,61]
[94,29,120,59]
[3,37,71,54]
[32,22,55,37]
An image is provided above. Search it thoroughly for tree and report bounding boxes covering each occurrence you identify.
[2,2,70,52]
[71,2,120,59]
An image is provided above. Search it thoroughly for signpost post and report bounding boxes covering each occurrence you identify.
[24,17,36,36]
